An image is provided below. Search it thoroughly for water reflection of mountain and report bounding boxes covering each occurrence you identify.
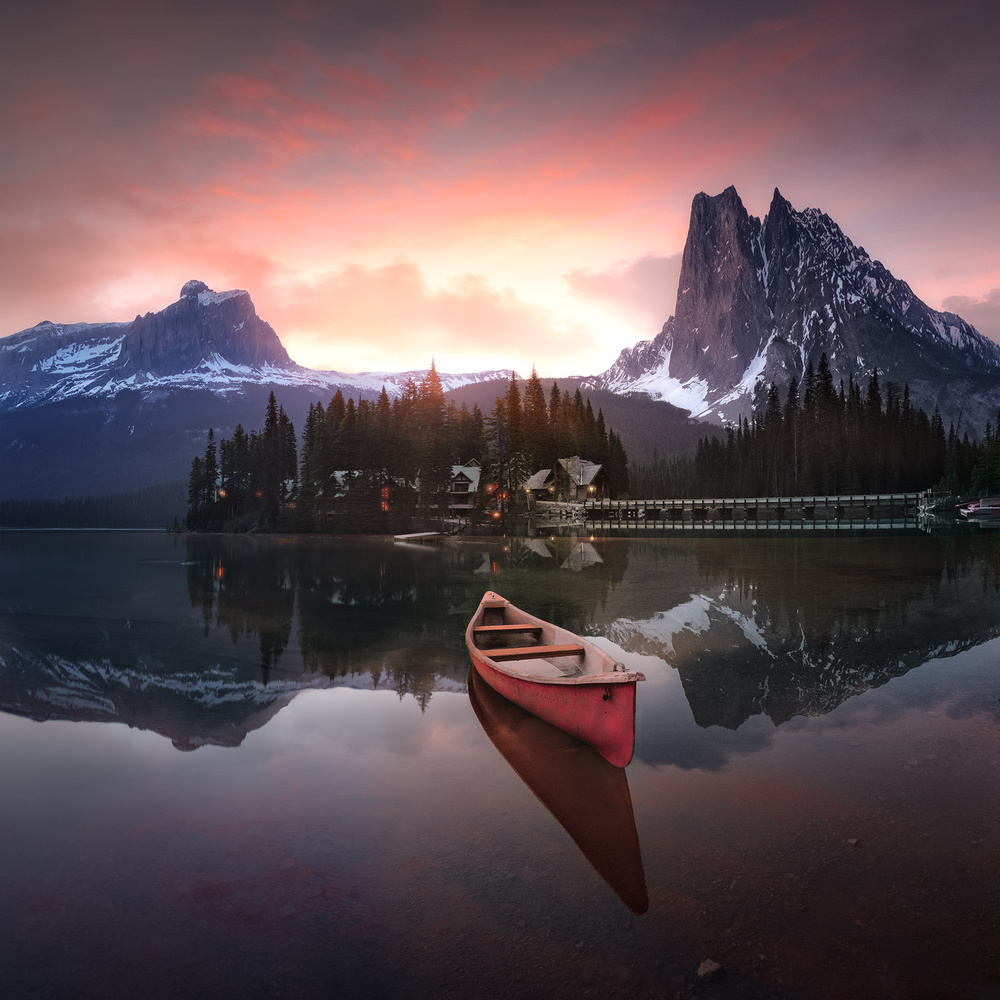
[595,536,1000,730]
[0,647,327,751]
[0,533,629,750]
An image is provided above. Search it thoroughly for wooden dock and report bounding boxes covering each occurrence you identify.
[534,493,924,533]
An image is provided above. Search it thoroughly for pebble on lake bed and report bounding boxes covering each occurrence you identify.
[697,959,722,981]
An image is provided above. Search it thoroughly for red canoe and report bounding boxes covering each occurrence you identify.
[465,591,645,767]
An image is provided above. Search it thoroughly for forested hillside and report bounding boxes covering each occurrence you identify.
[0,481,187,528]
[185,366,630,532]
[633,357,1000,499]
[444,379,706,462]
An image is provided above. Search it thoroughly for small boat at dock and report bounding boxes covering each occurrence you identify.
[959,497,1000,523]
[465,591,645,767]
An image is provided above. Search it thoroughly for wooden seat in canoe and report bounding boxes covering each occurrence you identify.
[473,624,543,635]
[486,643,585,661]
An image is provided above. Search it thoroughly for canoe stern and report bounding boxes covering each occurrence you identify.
[469,647,638,768]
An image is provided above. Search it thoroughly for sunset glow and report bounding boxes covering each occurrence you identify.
[2,0,998,376]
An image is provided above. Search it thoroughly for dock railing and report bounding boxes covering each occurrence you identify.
[534,492,923,533]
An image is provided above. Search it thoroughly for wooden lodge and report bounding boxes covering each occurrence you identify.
[526,456,609,503]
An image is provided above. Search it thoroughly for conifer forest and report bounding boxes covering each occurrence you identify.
[185,366,630,532]
[632,357,1000,501]
[185,355,1000,533]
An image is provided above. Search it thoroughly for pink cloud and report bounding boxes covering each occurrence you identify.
[263,261,596,375]
[1,0,999,383]
[565,254,682,329]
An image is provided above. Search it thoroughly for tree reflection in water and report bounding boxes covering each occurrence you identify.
[183,534,630,704]
[4,532,997,758]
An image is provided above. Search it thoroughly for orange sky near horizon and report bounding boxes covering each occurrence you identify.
[2,0,999,377]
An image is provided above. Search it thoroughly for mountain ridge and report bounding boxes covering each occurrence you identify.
[590,186,1000,428]
[0,279,512,411]
[0,281,516,501]
[3,186,999,502]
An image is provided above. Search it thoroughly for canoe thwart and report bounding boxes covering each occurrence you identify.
[488,643,585,661]
[474,624,543,635]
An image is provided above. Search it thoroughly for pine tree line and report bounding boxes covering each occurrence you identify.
[186,392,298,530]
[482,369,629,515]
[185,364,630,532]
[0,480,187,529]
[633,355,997,499]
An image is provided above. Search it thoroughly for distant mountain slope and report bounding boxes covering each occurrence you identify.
[0,281,511,500]
[590,187,1000,429]
[0,279,508,411]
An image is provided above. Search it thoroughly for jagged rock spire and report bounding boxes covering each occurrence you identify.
[595,185,1000,429]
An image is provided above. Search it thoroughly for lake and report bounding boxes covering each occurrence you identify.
[1,530,999,1000]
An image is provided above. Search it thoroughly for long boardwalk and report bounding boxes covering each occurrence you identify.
[534,493,924,533]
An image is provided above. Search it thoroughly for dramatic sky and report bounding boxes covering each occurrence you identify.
[2,0,999,376]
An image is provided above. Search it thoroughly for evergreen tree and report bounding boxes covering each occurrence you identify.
[522,366,549,469]
[186,455,205,528]
[607,429,630,497]
[506,372,524,459]
[548,381,563,457]
[417,361,452,517]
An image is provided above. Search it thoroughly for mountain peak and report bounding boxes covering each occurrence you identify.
[596,185,1000,429]
[693,185,744,213]
[181,279,210,298]
[769,187,792,213]
[672,186,770,387]
[116,282,292,377]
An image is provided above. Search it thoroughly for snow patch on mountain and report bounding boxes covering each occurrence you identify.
[617,370,712,417]
[38,336,126,372]
[197,288,247,307]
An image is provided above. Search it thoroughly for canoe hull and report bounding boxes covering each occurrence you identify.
[468,667,648,913]
[469,649,638,768]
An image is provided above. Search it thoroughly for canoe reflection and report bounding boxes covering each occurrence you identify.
[468,667,648,914]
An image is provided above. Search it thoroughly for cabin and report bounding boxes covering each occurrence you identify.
[448,460,481,512]
[525,468,553,501]
[527,456,608,502]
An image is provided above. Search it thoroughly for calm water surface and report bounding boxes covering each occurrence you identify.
[1,531,999,999]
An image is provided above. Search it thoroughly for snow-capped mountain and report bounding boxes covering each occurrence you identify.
[0,280,511,500]
[0,278,510,411]
[591,187,1000,427]
[0,644,466,751]
[600,566,1000,733]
